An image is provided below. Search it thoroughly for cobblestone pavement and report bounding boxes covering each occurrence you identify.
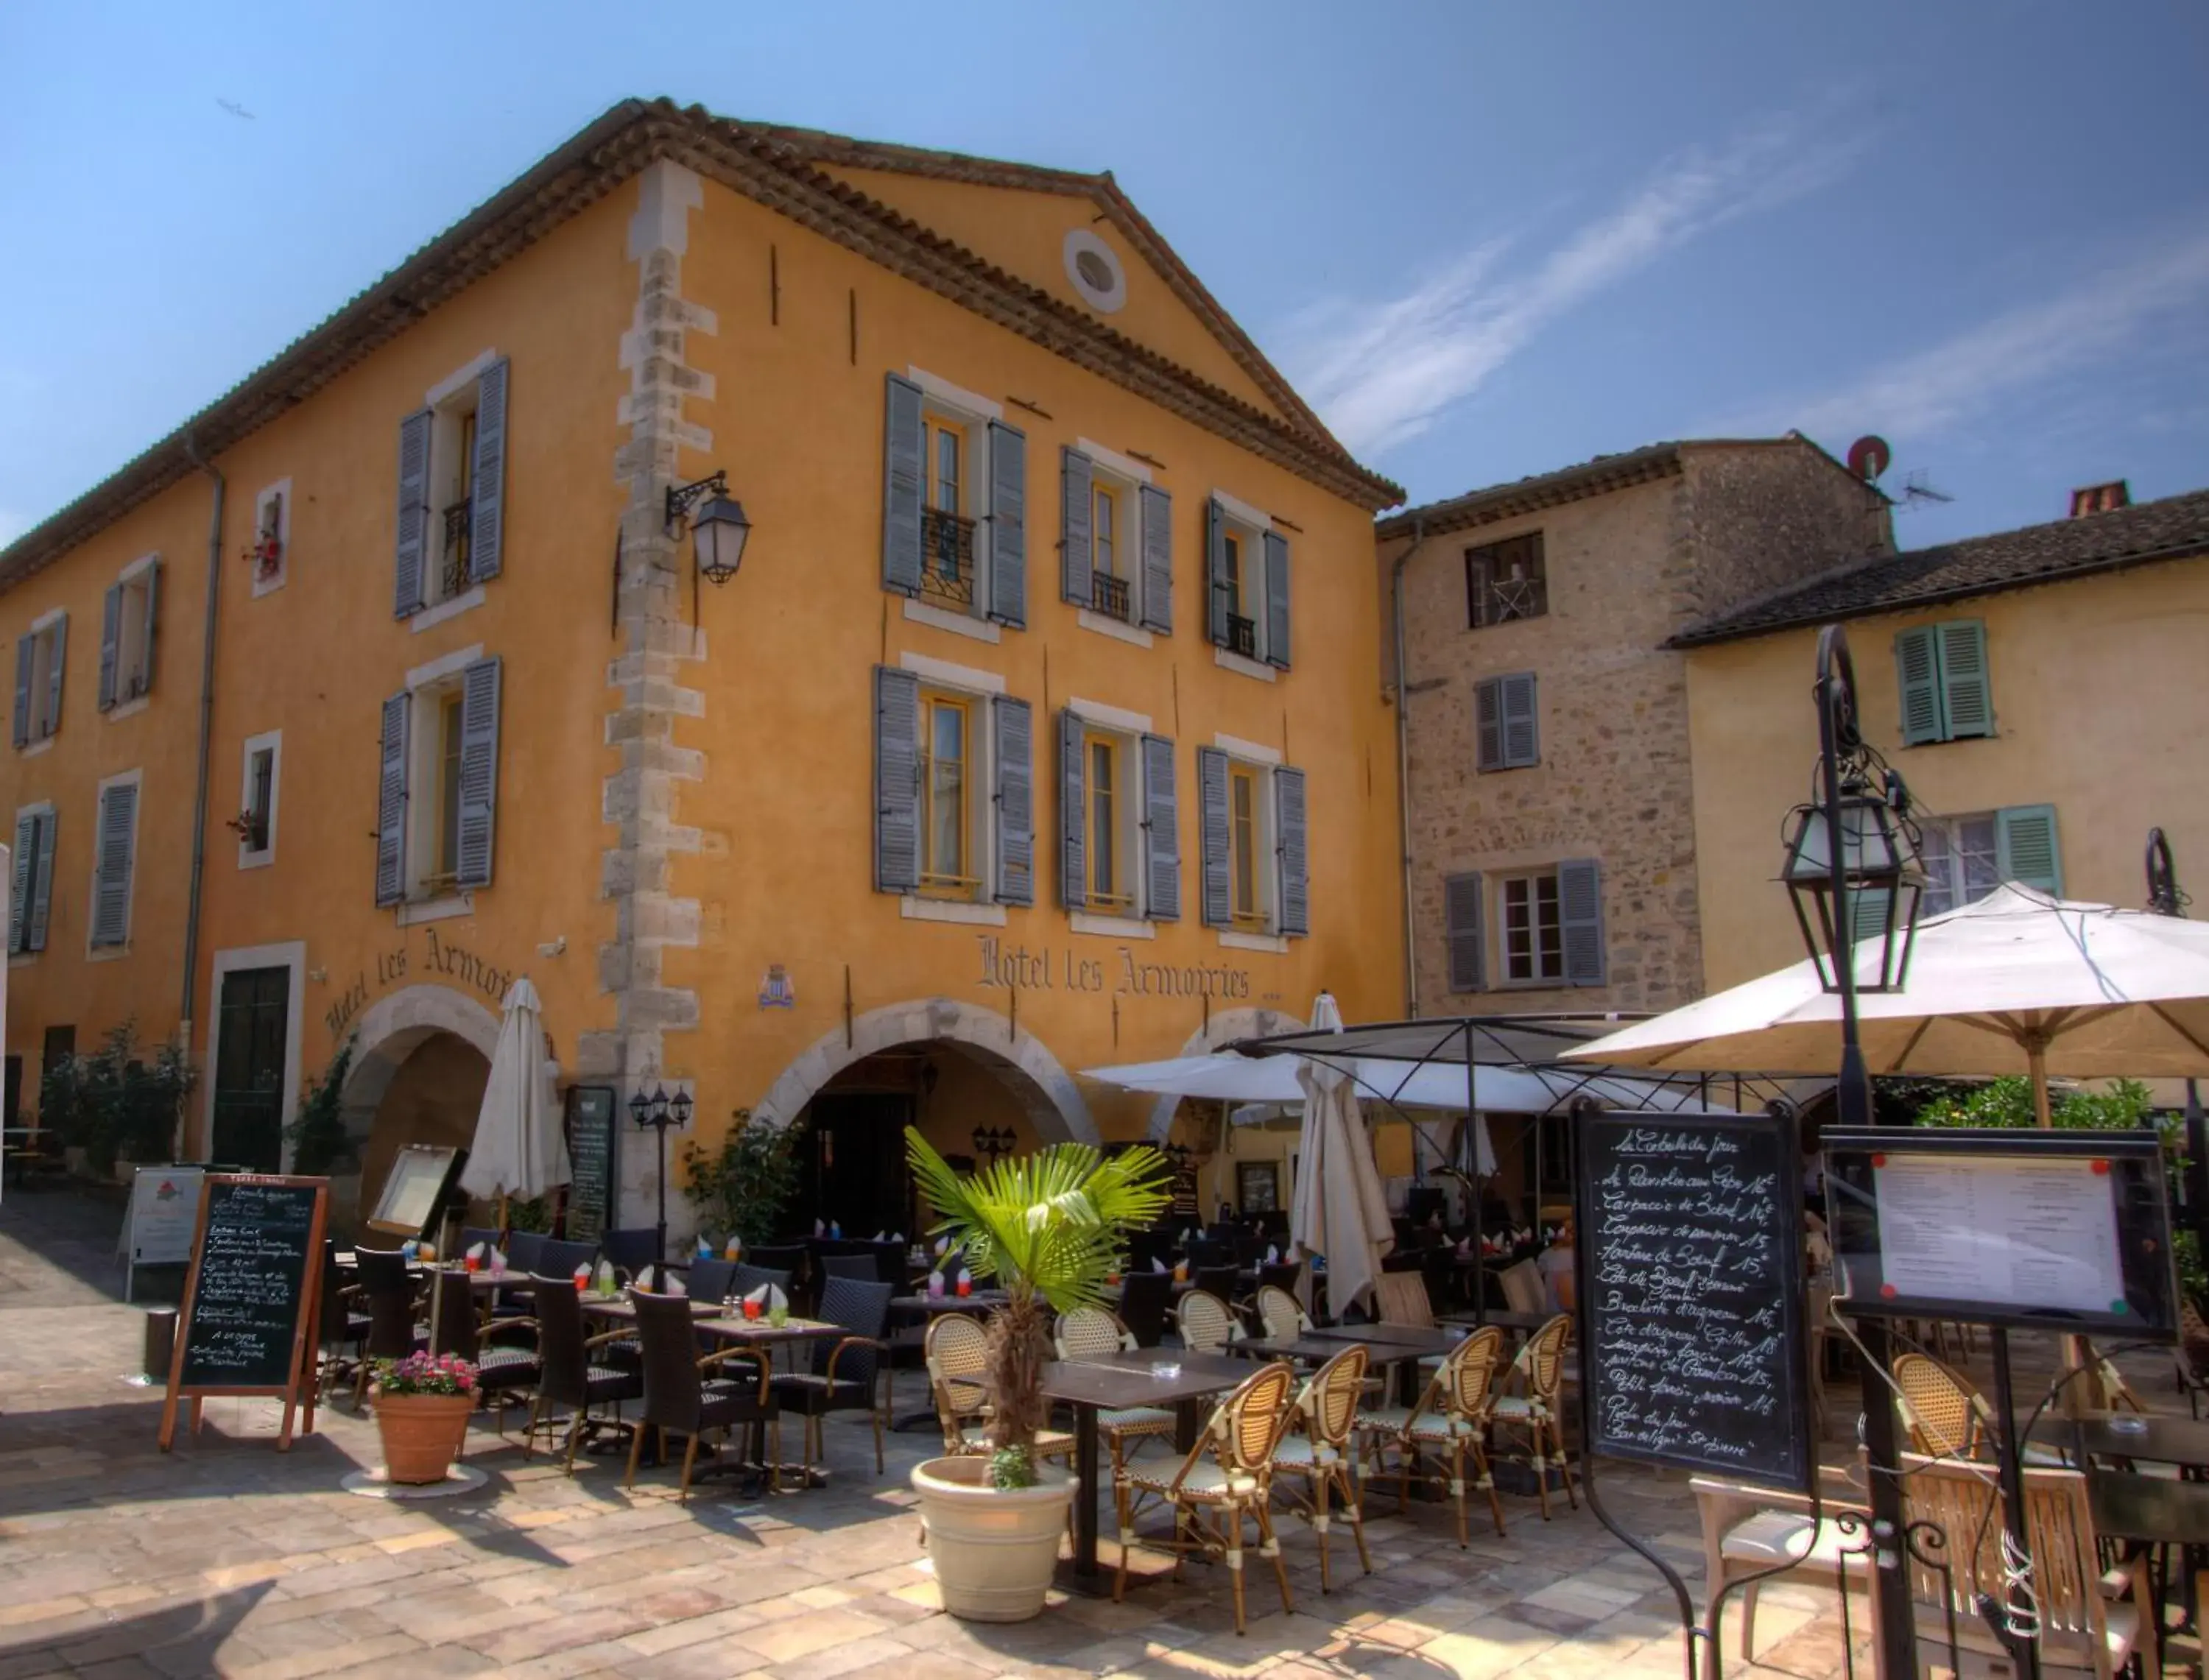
[0,1187,1879,1679]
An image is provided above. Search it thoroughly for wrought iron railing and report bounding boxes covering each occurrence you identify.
[442,501,472,599]
[1472,571,1546,627]
[1091,572,1131,621]
[920,507,976,607]
[1225,613,1257,658]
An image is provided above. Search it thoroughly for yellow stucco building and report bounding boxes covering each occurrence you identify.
[0,102,1405,1237]
[1677,483,2209,989]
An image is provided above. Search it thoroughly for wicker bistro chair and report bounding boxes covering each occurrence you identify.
[1172,1288,1240,1356]
[772,1276,894,1476]
[923,1313,1074,1466]
[317,1241,370,1401]
[351,1247,428,1405]
[1892,1350,1992,1458]
[1269,1344,1374,1591]
[1489,1313,1576,1519]
[1255,1284,1311,1344]
[1113,1359,1300,1634]
[524,1273,642,1471]
[624,1288,781,1502]
[1356,1326,1508,1546]
[429,1272,540,1431]
[1054,1306,1175,1474]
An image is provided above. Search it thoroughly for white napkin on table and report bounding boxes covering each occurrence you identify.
[743,1282,789,1313]
[1152,1257,1167,1274]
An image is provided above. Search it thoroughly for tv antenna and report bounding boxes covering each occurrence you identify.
[1897,469,1954,511]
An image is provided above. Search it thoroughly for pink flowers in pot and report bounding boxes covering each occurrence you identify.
[372,1351,478,1396]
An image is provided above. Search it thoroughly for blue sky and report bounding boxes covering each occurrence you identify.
[3,2,2205,548]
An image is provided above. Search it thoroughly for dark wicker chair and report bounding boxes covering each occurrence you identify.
[687,1257,737,1305]
[601,1229,659,1279]
[1193,1265,1240,1305]
[625,1289,781,1501]
[526,1274,641,1470]
[496,1232,550,1319]
[537,1238,599,1280]
[820,1252,878,1284]
[459,1224,504,1259]
[429,1274,539,1432]
[352,1247,426,1405]
[772,1277,892,1475]
[1118,1271,1175,1348]
[317,1240,370,1400]
[730,1263,793,1301]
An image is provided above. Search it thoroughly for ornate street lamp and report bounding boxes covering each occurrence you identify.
[629,1081,695,1266]
[666,470,752,619]
[970,1125,1016,1166]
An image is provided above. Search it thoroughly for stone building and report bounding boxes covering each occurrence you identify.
[1377,439,1891,1021]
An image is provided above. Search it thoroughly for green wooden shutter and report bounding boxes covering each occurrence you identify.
[27,809,54,953]
[991,695,1033,906]
[881,375,924,597]
[1058,708,1087,910]
[872,666,920,893]
[987,420,1026,628]
[1275,766,1308,936]
[96,585,121,712]
[1474,679,1504,772]
[8,811,35,954]
[468,359,510,585]
[1138,484,1173,635]
[1197,746,1230,926]
[1558,858,1605,985]
[1996,805,2062,896]
[1205,498,1229,647]
[1060,447,1093,607]
[393,409,431,618]
[1263,530,1292,670]
[1937,620,1992,739]
[90,782,137,948]
[1444,872,1485,993]
[1502,672,1538,766]
[455,657,501,889]
[1141,733,1180,922]
[375,693,409,907]
[1895,626,1942,745]
[11,635,30,748]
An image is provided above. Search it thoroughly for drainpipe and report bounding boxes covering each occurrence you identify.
[1389,516,1426,1019]
[179,434,225,1154]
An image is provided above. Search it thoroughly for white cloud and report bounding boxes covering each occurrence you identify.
[1279,110,1872,456]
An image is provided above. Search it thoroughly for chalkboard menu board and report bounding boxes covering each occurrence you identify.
[161,1174,328,1452]
[564,1086,616,1243]
[1574,1109,1809,1491]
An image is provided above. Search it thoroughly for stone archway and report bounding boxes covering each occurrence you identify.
[754,998,1096,1145]
[1142,1006,1308,1142]
[334,985,502,1220]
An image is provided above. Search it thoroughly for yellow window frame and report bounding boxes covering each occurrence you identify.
[923,414,965,513]
[1222,530,1243,618]
[1229,763,1264,928]
[919,692,976,898]
[1093,481,1118,577]
[1085,732,1132,911]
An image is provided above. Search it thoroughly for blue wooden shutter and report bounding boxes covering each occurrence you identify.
[11,635,30,747]
[8,811,34,954]
[1275,766,1308,936]
[394,409,432,618]
[1474,679,1504,772]
[986,420,1026,628]
[1558,858,1606,985]
[1205,499,1229,646]
[455,657,501,889]
[1895,627,1942,745]
[1263,531,1292,670]
[1058,708,1086,909]
[992,695,1034,906]
[469,359,510,584]
[27,809,55,952]
[872,666,921,893]
[1141,733,1180,922]
[1197,747,1230,926]
[882,375,924,598]
[97,585,121,712]
[91,782,137,948]
[138,561,159,697]
[44,615,64,738]
[1502,673,1538,767]
[1937,620,1992,740]
[375,692,409,907]
[1444,872,1485,992]
[1138,484,1173,635]
[1996,805,2062,896]
[1060,447,1093,607]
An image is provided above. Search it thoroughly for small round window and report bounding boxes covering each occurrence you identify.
[1063,228,1127,314]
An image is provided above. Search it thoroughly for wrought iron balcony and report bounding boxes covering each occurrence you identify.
[1225,613,1257,659]
[442,501,473,599]
[1471,571,1546,627]
[920,507,976,607]
[1090,571,1131,622]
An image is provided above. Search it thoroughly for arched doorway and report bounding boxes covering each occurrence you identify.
[337,984,499,1227]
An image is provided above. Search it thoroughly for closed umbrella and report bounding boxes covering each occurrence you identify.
[461,977,568,1218]
[1290,992,1394,1319]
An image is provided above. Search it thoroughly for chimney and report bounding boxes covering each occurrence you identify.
[2069,480,2130,518]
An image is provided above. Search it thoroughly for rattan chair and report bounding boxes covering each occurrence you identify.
[1113,1360,1298,1634]
[1054,1306,1174,1473]
[1356,1325,1507,1545]
[1892,1350,1990,1458]
[1254,1283,1310,1344]
[1373,1271,1436,1328]
[1488,1313,1576,1518]
[624,1288,780,1502]
[1497,1259,1546,1317]
[923,1313,1073,1465]
[1172,1288,1239,1355]
[524,1273,641,1471]
[1270,1344,1373,1590]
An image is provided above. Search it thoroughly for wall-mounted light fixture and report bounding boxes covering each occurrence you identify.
[666,471,750,585]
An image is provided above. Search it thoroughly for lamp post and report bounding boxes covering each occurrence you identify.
[628,1082,694,1266]
[1778,624,1923,1680]
[970,1125,1016,1167]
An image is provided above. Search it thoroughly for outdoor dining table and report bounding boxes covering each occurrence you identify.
[2086,1469,2209,1547]
[1040,1348,1251,1577]
[1440,1308,1555,1335]
[2026,1411,2209,1475]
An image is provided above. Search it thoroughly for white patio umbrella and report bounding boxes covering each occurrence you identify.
[1565,884,2209,1123]
[1289,992,1394,1318]
[460,977,569,1218]
[1082,1051,1697,1116]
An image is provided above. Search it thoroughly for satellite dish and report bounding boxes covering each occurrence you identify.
[1847,435,1892,482]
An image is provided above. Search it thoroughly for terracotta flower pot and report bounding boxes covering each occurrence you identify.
[373,1389,473,1484]
[911,1455,1076,1622]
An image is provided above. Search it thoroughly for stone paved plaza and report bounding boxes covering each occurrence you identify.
[0,1186,1872,1680]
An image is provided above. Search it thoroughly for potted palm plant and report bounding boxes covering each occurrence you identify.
[905,1128,1169,1622]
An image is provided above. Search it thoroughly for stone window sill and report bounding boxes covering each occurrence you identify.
[903,598,1001,645]
[105,696,151,723]
[409,587,486,635]
[900,895,1006,926]
[1077,610,1154,649]
[398,893,474,926]
[1217,929,1288,955]
[1070,911,1154,940]
[1213,648,1277,683]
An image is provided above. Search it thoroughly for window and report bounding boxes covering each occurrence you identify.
[1895,621,1993,746]
[883,374,1028,631]
[7,805,57,956]
[1492,858,1605,987]
[237,730,280,866]
[918,412,974,611]
[1501,873,1564,984]
[1054,708,1179,922]
[1085,733,1130,911]
[436,691,465,886]
[250,479,292,596]
[873,666,1033,908]
[1206,498,1289,670]
[1474,673,1539,772]
[376,654,502,906]
[100,558,160,712]
[12,613,67,748]
[1229,764,1262,927]
[920,693,976,897]
[89,771,141,951]
[1060,446,1171,633]
[395,356,508,620]
[1920,806,2063,914]
[1197,747,1307,937]
[1466,532,1546,627]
